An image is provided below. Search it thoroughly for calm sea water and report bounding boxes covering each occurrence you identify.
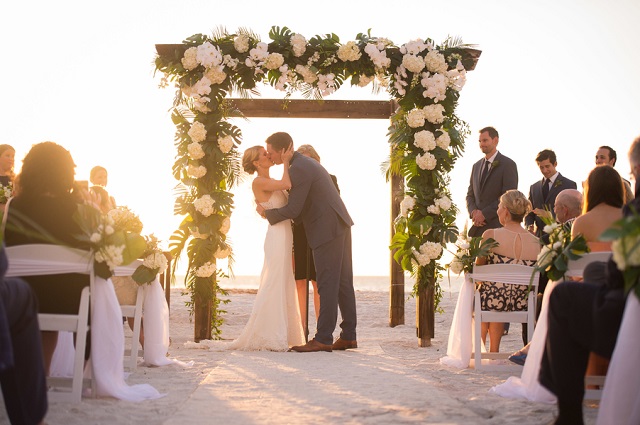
[172,274,466,293]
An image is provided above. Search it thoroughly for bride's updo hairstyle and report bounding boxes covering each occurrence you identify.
[500,189,531,223]
[242,146,263,174]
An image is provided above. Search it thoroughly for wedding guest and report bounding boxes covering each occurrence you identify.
[594,145,634,203]
[475,189,540,353]
[538,136,640,425]
[466,126,518,237]
[4,141,90,375]
[0,144,16,187]
[525,149,577,237]
[292,144,339,331]
[90,165,116,208]
[0,248,48,425]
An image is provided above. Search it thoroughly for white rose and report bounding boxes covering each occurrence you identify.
[218,135,234,153]
[188,121,207,143]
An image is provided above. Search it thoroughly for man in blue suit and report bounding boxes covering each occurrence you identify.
[258,132,356,353]
[525,149,577,238]
[466,126,519,237]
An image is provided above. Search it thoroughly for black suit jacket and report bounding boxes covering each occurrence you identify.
[525,173,577,237]
[466,151,518,237]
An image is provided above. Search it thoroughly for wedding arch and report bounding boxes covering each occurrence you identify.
[154,27,480,345]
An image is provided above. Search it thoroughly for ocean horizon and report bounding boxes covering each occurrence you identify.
[171,274,466,293]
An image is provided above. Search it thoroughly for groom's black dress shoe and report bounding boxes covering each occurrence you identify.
[289,339,332,353]
[332,337,357,350]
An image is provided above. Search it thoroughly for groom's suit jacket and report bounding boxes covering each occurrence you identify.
[265,152,353,249]
[525,173,577,237]
[466,151,518,237]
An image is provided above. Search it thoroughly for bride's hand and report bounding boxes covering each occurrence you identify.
[282,145,294,163]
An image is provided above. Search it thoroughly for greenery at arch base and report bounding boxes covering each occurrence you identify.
[155,26,477,337]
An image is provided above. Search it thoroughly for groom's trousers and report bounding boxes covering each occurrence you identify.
[312,228,357,345]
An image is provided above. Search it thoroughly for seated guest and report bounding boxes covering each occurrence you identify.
[4,141,90,375]
[0,247,47,425]
[89,165,116,208]
[476,189,540,353]
[539,136,640,424]
[571,165,624,252]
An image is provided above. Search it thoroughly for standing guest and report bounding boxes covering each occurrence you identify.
[539,136,640,425]
[0,145,16,211]
[525,149,577,237]
[595,145,634,203]
[0,248,47,425]
[292,144,339,331]
[90,165,116,209]
[4,142,90,375]
[466,126,518,237]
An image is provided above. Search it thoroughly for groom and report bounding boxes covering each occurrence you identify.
[257,132,357,353]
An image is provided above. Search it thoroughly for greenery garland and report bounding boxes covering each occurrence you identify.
[155,26,478,335]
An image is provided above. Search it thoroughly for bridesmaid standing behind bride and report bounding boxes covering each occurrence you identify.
[229,145,305,351]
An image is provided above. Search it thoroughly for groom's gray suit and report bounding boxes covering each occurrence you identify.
[265,152,356,345]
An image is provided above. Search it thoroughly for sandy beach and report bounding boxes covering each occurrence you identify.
[1,283,599,425]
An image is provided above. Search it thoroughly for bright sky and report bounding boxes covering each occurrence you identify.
[2,0,639,277]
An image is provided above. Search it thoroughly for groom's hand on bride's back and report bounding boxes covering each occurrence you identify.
[256,204,266,218]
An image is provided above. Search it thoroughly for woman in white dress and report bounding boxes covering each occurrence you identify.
[229,145,305,351]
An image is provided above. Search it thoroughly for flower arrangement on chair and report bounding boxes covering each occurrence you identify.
[601,209,640,298]
[131,234,169,285]
[0,182,12,204]
[534,216,588,282]
[446,223,498,276]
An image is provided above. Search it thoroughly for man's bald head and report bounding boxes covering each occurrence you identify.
[554,189,583,223]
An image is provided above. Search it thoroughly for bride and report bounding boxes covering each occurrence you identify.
[229,145,305,351]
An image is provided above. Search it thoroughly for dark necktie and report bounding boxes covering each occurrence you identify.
[542,178,550,200]
[480,160,490,185]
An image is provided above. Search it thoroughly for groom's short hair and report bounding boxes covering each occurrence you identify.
[266,132,293,152]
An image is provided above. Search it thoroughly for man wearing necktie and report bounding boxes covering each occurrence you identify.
[525,149,577,238]
[466,126,519,237]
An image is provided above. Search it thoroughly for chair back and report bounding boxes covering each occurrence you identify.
[566,252,612,280]
[5,244,92,277]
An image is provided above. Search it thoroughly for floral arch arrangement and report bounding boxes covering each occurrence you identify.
[155,26,479,338]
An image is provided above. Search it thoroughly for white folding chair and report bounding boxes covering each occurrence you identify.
[5,244,95,403]
[566,251,612,400]
[471,263,539,370]
[114,262,145,371]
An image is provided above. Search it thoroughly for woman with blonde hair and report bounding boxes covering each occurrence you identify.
[476,189,541,353]
[229,144,305,351]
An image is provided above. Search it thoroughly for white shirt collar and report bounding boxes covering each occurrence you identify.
[546,172,559,184]
[485,151,498,163]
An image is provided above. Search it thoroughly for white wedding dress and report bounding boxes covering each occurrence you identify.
[229,190,305,351]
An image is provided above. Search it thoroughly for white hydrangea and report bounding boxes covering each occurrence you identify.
[413,130,436,152]
[143,252,168,274]
[402,54,425,74]
[264,52,284,70]
[400,195,416,217]
[188,121,207,143]
[295,64,318,84]
[413,241,443,266]
[90,233,101,243]
[181,47,198,70]
[436,132,451,150]
[187,142,205,160]
[214,246,231,259]
[290,34,307,57]
[188,164,207,179]
[425,50,448,74]
[194,195,215,217]
[427,204,440,214]
[205,66,227,85]
[196,42,223,68]
[234,34,250,53]
[220,216,231,235]
[96,245,125,271]
[406,108,426,128]
[421,72,448,102]
[423,104,446,124]
[195,261,216,278]
[218,135,234,153]
[416,152,437,170]
[337,41,362,62]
